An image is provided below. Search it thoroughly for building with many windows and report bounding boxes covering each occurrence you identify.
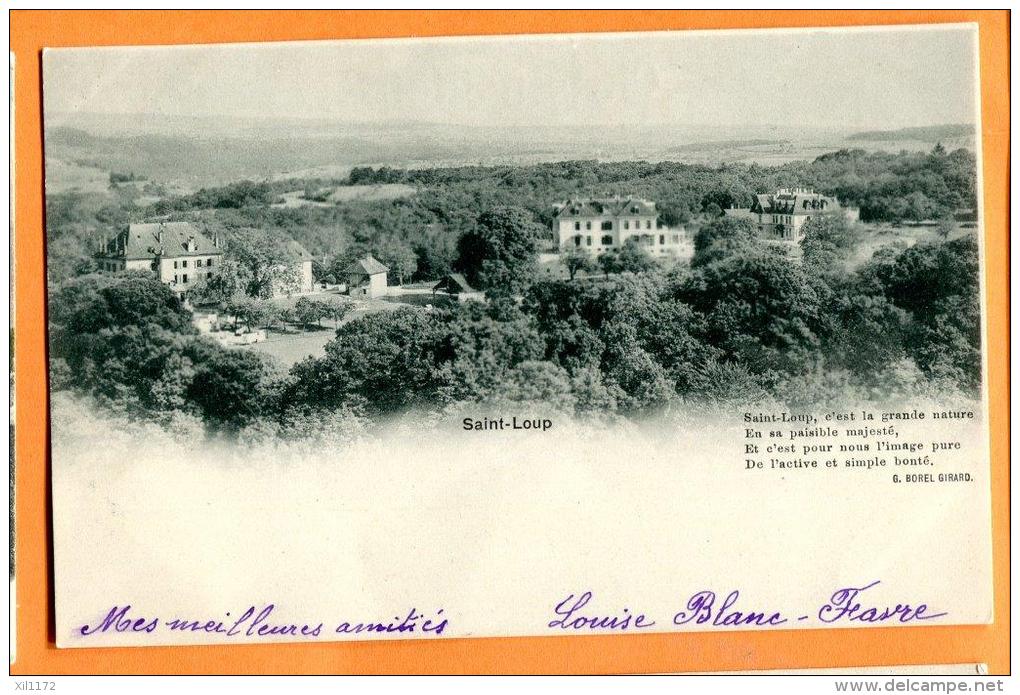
[726,188,858,242]
[551,197,685,257]
[95,221,224,295]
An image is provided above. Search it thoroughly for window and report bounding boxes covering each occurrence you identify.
[585,221,592,231]
[602,221,613,231]
[182,274,188,283]
[196,259,203,267]
[659,235,665,245]
[575,221,581,231]
[672,234,680,244]
[207,258,214,267]
[646,220,652,229]
[574,235,582,247]
[173,260,178,269]
[182,260,188,268]
[174,274,179,283]
[208,272,213,279]
[585,236,592,247]
[601,235,614,245]
[623,221,630,230]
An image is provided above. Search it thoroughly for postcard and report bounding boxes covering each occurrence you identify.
[42,23,992,648]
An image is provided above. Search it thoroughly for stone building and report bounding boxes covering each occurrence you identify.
[95,221,223,295]
[727,188,859,243]
[343,254,389,299]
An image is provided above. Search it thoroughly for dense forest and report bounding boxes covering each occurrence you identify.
[45,147,977,287]
[48,204,982,441]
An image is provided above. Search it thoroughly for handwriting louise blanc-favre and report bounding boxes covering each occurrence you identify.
[547,581,948,632]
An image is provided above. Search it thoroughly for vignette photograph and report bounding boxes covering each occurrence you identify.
[8,8,1010,686]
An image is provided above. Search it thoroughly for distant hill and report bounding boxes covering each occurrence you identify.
[671,139,790,153]
[43,112,979,190]
[847,124,975,142]
[44,126,397,190]
[46,127,98,147]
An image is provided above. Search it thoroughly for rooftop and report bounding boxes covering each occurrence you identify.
[343,254,389,276]
[553,197,658,219]
[283,237,314,261]
[752,189,841,215]
[433,273,476,294]
[98,222,223,260]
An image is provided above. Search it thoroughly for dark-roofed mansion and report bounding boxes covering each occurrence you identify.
[551,197,685,257]
[727,188,859,243]
[95,221,224,295]
[96,221,318,297]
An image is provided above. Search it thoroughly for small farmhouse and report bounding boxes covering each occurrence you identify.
[343,255,389,298]
[727,188,860,242]
[551,197,685,257]
[95,221,223,295]
[433,273,483,302]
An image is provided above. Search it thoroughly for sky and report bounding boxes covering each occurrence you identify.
[42,24,979,131]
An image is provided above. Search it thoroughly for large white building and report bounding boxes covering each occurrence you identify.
[551,197,685,257]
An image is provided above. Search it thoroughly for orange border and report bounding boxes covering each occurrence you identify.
[10,10,1010,675]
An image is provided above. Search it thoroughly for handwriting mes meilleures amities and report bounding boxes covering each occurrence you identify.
[79,605,449,639]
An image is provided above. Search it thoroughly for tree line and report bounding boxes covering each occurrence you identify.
[45,146,976,291]
[48,204,982,440]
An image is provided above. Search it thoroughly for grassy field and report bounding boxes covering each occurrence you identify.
[238,326,334,365]
[44,157,111,195]
[236,296,406,367]
[239,328,336,367]
[270,191,333,209]
[328,183,416,202]
[270,183,417,209]
[849,222,976,268]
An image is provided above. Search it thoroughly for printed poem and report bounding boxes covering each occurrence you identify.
[742,408,978,485]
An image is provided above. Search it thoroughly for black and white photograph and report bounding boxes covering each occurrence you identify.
[41,24,992,649]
